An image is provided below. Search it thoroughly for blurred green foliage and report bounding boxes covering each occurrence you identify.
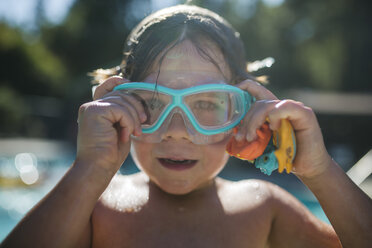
[0,0,371,142]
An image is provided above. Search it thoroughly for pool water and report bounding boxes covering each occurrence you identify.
[302,200,330,224]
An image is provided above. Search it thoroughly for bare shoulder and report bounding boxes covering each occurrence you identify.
[217,178,340,247]
[217,177,277,201]
[215,177,318,222]
[216,177,278,215]
[96,172,149,212]
[91,172,149,230]
[216,177,323,223]
[90,173,149,246]
[236,179,341,247]
[217,177,315,208]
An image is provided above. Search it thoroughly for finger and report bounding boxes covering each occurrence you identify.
[235,101,262,141]
[246,100,278,141]
[237,100,278,141]
[79,101,136,143]
[99,96,143,136]
[267,100,317,132]
[93,76,129,100]
[119,101,143,137]
[115,91,147,123]
[108,104,137,143]
[236,79,278,101]
[113,122,128,144]
[102,90,148,123]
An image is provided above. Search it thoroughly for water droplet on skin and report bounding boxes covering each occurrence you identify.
[101,175,149,213]
[252,182,260,190]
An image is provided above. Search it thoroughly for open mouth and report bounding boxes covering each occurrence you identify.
[158,158,198,171]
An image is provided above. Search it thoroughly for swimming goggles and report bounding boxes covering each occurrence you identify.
[113,82,254,144]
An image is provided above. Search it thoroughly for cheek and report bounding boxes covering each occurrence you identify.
[130,140,154,171]
[201,137,231,176]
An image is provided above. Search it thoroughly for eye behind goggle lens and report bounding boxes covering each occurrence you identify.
[183,91,245,130]
[127,89,172,127]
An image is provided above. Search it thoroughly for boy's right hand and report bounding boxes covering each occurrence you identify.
[76,77,146,175]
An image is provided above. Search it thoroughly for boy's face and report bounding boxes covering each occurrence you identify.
[130,40,232,195]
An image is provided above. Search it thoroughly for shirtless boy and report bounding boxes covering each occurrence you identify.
[2,5,371,248]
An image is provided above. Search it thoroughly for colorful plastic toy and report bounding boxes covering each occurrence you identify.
[226,119,296,175]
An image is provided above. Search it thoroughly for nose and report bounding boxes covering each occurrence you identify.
[162,112,192,142]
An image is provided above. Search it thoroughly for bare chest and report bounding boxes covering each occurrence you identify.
[92,205,272,248]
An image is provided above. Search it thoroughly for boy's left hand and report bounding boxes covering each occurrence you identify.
[235,80,332,179]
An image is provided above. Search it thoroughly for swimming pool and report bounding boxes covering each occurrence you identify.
[0,155,329,242]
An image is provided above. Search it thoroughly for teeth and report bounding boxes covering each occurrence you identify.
[163,159,194,164]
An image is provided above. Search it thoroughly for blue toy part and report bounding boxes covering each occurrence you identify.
[254,136,278,175]
[254,119,297,175]
[255,151,278,176]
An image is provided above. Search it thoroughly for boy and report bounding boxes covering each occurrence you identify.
[2,5,371,248]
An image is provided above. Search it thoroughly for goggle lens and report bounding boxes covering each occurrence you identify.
[183,91,242,129]
[127,89,171,127]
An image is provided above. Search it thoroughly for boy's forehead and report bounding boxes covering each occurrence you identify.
[145,71,227,89]
[144,40,231,88]
[163,40,225,67]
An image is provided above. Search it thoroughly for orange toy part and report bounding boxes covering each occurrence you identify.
[226,123,272,161]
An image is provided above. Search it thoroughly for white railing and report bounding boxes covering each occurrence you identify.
[347,150,372,186]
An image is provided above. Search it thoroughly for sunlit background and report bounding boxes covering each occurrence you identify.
[1,0,371,241]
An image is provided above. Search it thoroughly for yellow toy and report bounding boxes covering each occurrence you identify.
[273,119,296,173]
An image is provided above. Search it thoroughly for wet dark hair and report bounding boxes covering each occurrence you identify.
[90,5,258,84]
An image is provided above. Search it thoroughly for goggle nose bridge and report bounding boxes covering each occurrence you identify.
[162,103,195,129]
[142,92,196,134]
[172,94,182,105]
[168,95,201,130]
[160,94,194,124]
[155,105,201,141]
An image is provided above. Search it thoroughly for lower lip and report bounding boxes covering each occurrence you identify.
[158,159,198,171]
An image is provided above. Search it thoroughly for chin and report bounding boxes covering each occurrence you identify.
[156,176,216,196]
[163,188,193,195]
[155,178,199,195]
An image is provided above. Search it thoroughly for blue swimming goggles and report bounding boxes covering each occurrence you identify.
[113,82,254,144]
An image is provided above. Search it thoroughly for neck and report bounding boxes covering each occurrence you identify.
[148,177,220,206]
